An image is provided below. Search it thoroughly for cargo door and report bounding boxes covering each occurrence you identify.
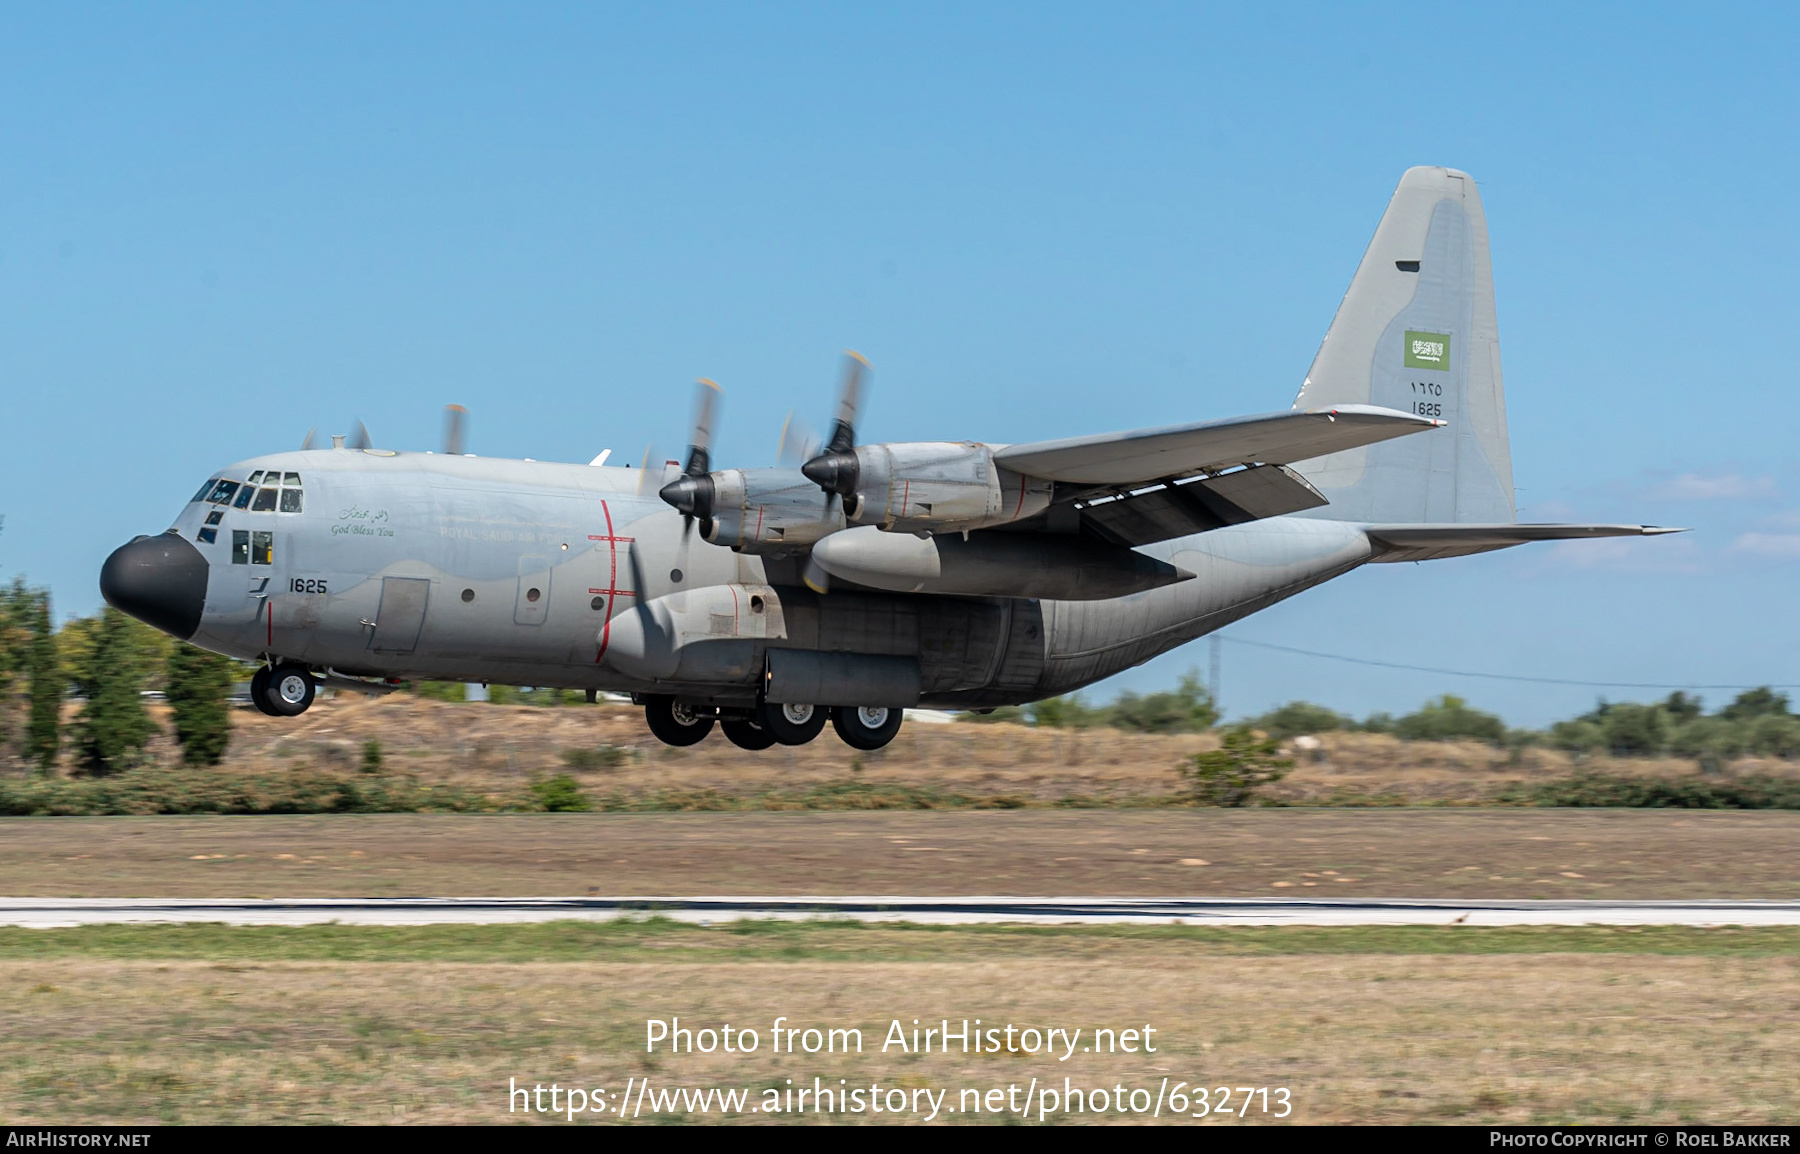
[370,577,430,653]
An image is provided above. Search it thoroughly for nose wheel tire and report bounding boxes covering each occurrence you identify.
[644,695,714,746]
[721,719,778,750]
[248,666,281,717]
[260,663,318,717]
[759,701,828,745]
[831,705,904,750]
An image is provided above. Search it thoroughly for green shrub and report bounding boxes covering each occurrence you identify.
[1392,695,1507,745]
[1180,726,1292,807]
[1030,694,1104,729]
[1249,701,1349,741]
[411,681,468,702]
[360,739,385,774]
[559,746,628,771]
[530,774,592,812]
[1506,773,1800,810]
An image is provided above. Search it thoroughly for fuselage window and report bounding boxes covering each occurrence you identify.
[192,479,219,502]
[197,527,218,545]
[279,488,304,513]
[251,531,273,565]
[252,487,279,512]
[207,480,241,505]
[234,486,257,510]
[231,530,250,565]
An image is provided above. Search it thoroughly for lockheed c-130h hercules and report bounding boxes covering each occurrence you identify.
[101,167,1675,751]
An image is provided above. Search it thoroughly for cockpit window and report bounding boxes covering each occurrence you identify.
[252,487,279,512]
[192,479,219,502]
[246,471,264,485]
[206,480,240,505]
[233,486,256,510]
[231,530,249,564]
[283,472,302,486]
[279,488,304,513]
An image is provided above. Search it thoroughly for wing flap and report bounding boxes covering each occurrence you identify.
[1366,523,1684,563]
[992,404,1440,486]
[1078,464,1328,546]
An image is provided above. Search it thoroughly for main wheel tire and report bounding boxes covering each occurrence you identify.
[759,701,828,745]
[644,695,714,746]
[248,666,282,717]
[261,663,317,717]
[721,719,778,750]
[831,704,904,750]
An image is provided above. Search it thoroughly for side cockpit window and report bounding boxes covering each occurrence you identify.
[192,479,220,502]
[206,480,240,505]
[252,487,278,512]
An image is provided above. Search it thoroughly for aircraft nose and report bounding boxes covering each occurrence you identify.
[99,530,209,641]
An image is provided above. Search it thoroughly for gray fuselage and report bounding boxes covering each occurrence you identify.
[162,446,1374,708]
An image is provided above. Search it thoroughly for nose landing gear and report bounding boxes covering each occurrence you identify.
[252,662,319,717]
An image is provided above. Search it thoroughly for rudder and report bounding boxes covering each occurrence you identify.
[1291,167,1514,524]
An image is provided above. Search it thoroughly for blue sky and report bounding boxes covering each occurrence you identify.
[2,3,1796,725]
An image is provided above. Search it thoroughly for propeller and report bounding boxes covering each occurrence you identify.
[657,379,722,538]
[443,405,467,455]
[300,427,318,451]
[635,444,660,497]
[801,351,870,509]
[348,420,372,451]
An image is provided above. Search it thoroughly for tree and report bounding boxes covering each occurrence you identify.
[1392,695,1507,745]
[1719,688,1791,722]
[165,643,234,765]
[75,608,157,774]
[1181,726,1292,806]
[1249,701,1350,741]
[1107,671,1219,734]
[25,592,60,770]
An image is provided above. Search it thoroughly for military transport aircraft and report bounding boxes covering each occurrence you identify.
[101,167,1675,751]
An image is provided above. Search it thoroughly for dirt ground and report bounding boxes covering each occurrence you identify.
[45,691,1794,806]
[5,809,1800,898]
[4,927,1796,1124]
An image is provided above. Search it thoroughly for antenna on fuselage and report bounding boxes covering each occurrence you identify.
[443,405,467,456]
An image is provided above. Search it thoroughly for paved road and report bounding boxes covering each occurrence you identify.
[5,896,1800,928]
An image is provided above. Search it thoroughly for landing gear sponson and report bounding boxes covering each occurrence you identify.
[641,695,902,750]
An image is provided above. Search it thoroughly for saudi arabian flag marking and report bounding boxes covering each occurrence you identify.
[1404,330,1452,371]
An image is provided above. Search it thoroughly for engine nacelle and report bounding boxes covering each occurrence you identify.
[805,442,1052,533]
[702,467,846,554]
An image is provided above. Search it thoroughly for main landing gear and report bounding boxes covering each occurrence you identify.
[640,696,904,751]
[251,662,319,717]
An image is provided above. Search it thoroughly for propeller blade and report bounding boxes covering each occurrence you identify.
[802,351,869,499]
[348,420,372,451]
[443,405,467,455]
[776,411,822,467]
[300,427,317,451]
[683,378,721,476]
[825,350,868,454]
[636,444,658,497]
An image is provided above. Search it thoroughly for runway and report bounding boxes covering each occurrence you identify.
[5,896,1800,928]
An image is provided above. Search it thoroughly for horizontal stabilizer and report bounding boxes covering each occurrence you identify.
[993,405,1440,487]
[1366,523,1685,563]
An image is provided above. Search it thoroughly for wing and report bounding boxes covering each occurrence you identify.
[991,404,1441,486]
[1365,523,1685,563]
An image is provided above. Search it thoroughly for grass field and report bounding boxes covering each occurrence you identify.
[4,920,1797,1125]
[4,808,1799,898]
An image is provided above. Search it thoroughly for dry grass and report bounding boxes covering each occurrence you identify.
[5,808,1800,899]
[4,924,1797,1124]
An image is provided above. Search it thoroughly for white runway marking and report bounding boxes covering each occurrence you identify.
[4,896,1800,929]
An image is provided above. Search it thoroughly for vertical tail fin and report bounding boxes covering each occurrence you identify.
[1292,166,1515,524]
